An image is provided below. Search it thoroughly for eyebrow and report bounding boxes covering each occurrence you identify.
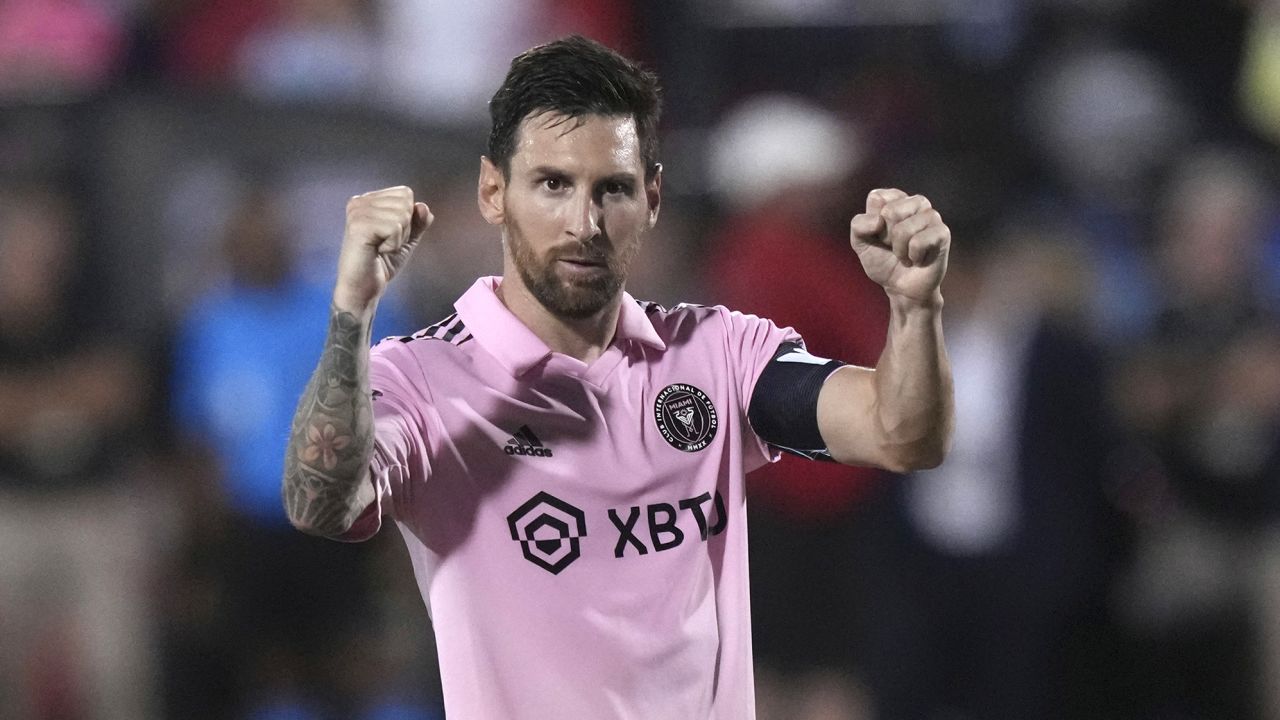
[529,165,569,178]
[528,166,638,184]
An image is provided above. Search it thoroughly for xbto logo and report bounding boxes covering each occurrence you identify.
[506,490,729,574]
[608,491,727,557]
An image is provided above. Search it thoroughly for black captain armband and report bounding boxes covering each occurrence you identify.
[747,341,846,462]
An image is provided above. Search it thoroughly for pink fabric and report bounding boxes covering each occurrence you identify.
[359,277,797,718]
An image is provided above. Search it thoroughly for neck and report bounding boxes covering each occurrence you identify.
[496,274,621,364]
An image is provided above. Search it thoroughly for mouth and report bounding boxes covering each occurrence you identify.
[556,256,608,271]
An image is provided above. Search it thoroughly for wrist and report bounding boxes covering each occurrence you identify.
[331,286,380,319]
[887,288,944,315]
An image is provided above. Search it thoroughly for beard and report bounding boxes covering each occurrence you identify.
[506,221,641,320]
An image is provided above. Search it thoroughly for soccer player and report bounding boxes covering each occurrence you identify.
[283,35,953,718]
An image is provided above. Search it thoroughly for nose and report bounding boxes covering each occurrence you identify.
[566,191,601,242]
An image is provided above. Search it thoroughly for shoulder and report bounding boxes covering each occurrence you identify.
[374,312,474,351]
[369,312,477,402]
[371,311,475,368]
[635,299,766,331]
[637,299,786,345]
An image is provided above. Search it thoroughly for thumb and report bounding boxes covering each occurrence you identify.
[409,202,433,241]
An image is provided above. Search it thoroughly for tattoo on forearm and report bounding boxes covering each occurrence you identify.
[283,306,373,535]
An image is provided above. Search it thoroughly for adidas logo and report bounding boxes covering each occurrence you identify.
[505,425,553,457]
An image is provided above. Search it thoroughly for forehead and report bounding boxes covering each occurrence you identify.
[510,112,642,175]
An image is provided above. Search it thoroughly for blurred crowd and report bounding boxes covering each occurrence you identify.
[2,0,1280,719]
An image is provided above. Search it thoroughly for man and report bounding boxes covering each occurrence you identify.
[283,35,953,718]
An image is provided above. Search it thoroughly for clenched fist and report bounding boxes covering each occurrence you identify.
[333,186,433,313]
[850,188,950,306]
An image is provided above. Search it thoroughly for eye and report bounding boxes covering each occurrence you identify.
[603,180,630,196]
[542,177,564,192]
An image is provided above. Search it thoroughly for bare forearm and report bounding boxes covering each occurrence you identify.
[873,291,954,468]
[283,305,376,536]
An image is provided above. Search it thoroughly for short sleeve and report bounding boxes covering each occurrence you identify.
[717,308,803,471]
[339,341,435,541]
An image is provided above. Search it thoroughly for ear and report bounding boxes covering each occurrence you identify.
[478,156,506,226]
[645,163,663,229]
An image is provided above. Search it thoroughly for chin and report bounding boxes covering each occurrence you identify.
[538,276,621,319]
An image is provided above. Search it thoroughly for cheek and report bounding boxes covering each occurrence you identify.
[508,192,566,236]
[603,200,648,232]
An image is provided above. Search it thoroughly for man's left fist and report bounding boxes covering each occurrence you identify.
[850,188,950,305]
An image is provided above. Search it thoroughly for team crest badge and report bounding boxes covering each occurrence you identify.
[654,383,718,452]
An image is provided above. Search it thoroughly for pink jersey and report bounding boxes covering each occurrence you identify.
[349,276,799,719]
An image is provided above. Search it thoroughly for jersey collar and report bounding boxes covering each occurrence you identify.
[454,276,666,378]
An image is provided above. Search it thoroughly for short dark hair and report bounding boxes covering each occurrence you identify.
[487,35,662,179]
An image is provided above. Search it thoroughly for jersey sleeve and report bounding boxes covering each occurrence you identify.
[339,341,436,542]
[717,308,803,471]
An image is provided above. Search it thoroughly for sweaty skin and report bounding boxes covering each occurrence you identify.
[477,112,661,364]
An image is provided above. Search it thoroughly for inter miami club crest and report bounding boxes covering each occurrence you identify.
[654,383,718,452]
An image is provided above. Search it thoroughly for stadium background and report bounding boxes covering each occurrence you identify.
[2,0,1280,718]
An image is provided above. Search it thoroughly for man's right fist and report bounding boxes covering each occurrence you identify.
[334,186,432,313]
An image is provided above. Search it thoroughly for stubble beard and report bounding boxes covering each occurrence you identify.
[506,221,641,320]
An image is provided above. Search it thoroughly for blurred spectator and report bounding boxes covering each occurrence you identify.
[375,0,643,122]
[703,94,885,719]
[235,0,378,102]
[1242,1,1280,147]
[0,182,162,718]
[396,169,506,321]
[0,0,126,100]
[1108,146,1280,720]
[544,0,643,57]
[1025,43,1190,201]
[1121,0,1249,123]
[165,183,413,718]
[865,221,1116,720]
[1023,42,1192,339]
[376,0,546,122]
[162,0,278,87]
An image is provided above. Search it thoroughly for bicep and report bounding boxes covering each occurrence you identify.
[816,365,894,469]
